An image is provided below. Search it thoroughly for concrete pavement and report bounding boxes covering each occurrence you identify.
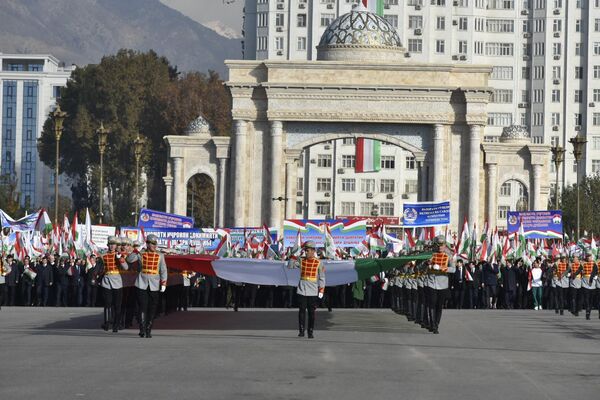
[0,307,598,400]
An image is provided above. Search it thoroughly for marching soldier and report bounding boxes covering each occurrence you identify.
[553,256,569,315]
[581,253,598,320]
[127,234,167,338]
[120,237,137,329]
[99,236,129,332]
[287,241,325,339]
[426,235,456,334]
[569,255,582,316]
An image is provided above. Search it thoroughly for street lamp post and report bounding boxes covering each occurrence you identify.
[96,122,109,224]
[50,105,67,225]
[133,135,145,225]
[569,134,587,241]
[550,145,565,210]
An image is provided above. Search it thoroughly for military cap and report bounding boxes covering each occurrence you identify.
[146,234,159,245]
[303,240,316,249]
[433,235,446,245]
[107,236,119,245]
[121,237,133,246]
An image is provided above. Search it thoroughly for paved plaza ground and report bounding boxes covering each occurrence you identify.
[0,307,598,400]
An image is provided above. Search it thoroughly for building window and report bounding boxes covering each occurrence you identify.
[341,202,355,215]
[321,13,335,27]
[379,203,394,216]
[592,136,600,150]
[485,42,513,56]
[458,41,468,54]
[593,160,600,174]
[405,156,416,170]
[297,37,307,51]
[552,66,561,79]
[384,15,398,28]
[575,67,584,79]
[296,177,304,191]
[26,129,33,140]
[405,180,418,193]
[594,66,600,78]
[492,89,513,103]
[522,67,530,79]
[436,17,446,30]
[533,89,543,103]
[275,37,284,51]
[575,113,583,126]
[553,43,561,56]
[316,178,332,192]
[296,201,303,215]
[551,90,560,102]
[341,178,356,192]
[317,154,332,167]
[533,65,544,79]
[575,90,583,103]
[408,39,422,53]
[380,156,395,169]
[342,138,355,145]
[491,66,513,80]
[458,17,468,31]
[551,112,561,125]
[297,14,307,27]
[594,89,600,102]
[360,202,375,216]
[498,206,510,220]
[341,155,355,168]
[408,16,423,29]
[500,182,511,196]
[315,202,331,215]
[486,19,514,32]
[360,179,376,193]
[593,113,600,126]
[575,43,582,56]
[553,19,562,32]
[257,12,268,27]
[380,179,395,193]
[257,36,268,51]
[487,113,513,126]
[533,112,544,126]
[275,13,285,27]
[594,42,600,55]
[436,40,445,54]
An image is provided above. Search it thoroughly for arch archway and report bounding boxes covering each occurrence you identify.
[497,179,529,220]
[186,174,215,228]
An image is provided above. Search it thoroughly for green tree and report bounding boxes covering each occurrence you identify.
[559,174,600,237]
[38,49,231,226]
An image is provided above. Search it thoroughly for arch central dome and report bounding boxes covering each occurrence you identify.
[317,4,405,62]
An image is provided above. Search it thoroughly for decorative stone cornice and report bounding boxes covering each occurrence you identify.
[267,110,457,124]
[212,136,231,159]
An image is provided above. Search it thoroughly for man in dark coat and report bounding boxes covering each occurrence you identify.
[482,261,499,309]
[5,255,20,306]
[35,256,53,306]
[451,259,466,309]
[501,261,518,309]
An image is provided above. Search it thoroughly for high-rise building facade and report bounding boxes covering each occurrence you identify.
[0,54,74,208]
[243,0,599,213]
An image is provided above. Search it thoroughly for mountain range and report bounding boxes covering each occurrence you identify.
[0,0,242,76]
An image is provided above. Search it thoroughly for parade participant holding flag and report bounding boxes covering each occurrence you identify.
[99,236,129,332]
[288,240,325,339]
[127,234,167,338]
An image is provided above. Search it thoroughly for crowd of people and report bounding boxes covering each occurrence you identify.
[2,239,599,323]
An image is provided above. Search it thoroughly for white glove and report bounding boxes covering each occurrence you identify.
[318,292,323,299]
[433,264,440,271]
[160,285,166,293]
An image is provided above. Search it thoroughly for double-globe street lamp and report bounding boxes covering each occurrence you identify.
[550,145,565,211]
[96,123,109,224]
[133,135,145,225]
[50,105,67,225]
[569,134,587,241]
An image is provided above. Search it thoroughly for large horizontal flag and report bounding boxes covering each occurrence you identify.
[165,252,432,287]
[355,138,381,173]
[361,0,384,16]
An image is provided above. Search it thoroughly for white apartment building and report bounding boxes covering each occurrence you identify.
[243,0,600,220]
[0,53,74,208]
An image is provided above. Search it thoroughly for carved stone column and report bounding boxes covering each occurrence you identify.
[432,124,445,201]
[532,163,542,211]
[270,121,283,227]
[468,125,482,225]
[172,157,183,215]
[163,176,173,214]
[233,120,247,226]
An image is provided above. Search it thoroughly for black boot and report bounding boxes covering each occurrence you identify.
[586,313,590,320]
[145,322,152,338]
[139,312,146,338]
[307,329,314,339]
[102,308,110,331]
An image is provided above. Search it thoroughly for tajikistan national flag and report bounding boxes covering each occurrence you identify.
[361,0,384,16]
[355,138,381,173]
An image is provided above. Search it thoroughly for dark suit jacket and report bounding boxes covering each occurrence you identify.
[502,265,518,291]
[36,263,54,286]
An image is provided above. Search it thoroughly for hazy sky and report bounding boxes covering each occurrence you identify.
[161,0,244,32]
